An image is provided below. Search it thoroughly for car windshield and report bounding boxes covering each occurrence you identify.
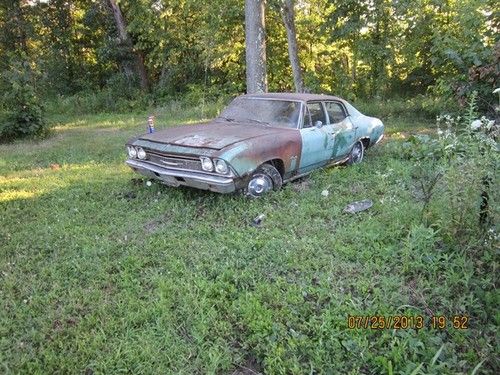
[218,98,301,128]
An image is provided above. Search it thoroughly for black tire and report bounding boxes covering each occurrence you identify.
[346,141,364,165]
[246,163,283,197]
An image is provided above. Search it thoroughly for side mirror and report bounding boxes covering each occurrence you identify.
[314,120,323,128]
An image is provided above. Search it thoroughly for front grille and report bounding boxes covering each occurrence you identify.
[146,152,203,171]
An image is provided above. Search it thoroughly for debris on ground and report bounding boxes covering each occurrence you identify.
[146,180,152,187]
[50,163,61,170]
[251,214,265,227]
[131,178,143,186]
[321,189,329,197]
[343,199,373,214]
[117,191,137,200]
[123,192,137,200]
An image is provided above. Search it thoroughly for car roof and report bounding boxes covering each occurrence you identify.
[241,92,345,103]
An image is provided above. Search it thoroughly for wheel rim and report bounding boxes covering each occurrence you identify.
[247,174,273,196]
[351,143,363,163]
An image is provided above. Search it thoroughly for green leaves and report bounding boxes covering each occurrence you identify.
[1,55,47,141]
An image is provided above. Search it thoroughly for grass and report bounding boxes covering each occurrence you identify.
[0,106,497,374]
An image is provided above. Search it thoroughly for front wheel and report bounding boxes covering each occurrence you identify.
[346,141,364,165]
[246,163,283,197]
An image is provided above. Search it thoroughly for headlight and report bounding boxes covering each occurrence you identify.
[214,159,228,174]
[127,146,137,158]
[137,147,147,160]
[200,157,213,171]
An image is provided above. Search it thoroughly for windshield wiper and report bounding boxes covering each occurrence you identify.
[218,116,270,126]
[241,118,270,126]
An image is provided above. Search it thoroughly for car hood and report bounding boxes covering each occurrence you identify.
[138,121,287,150]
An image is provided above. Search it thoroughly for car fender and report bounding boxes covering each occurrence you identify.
[217,131,302,178]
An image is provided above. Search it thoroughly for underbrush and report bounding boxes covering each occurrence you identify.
[44,91,228,123]
[355,95,444,121]
[0,59,49,142]
[44,85,444,121]
[45,90,149,115]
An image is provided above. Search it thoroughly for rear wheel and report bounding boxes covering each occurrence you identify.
[347,141,364,165]
[246,163,283,197]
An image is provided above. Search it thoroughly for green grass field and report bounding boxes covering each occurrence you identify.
[0,107,497,374]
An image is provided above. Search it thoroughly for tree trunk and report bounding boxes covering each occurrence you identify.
[281,0,303,92]
[245,0,267,94]
[108,0,149,91]
[135,51,149,91]
[351,44,357,85]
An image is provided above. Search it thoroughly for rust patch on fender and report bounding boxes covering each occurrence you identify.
[220,129,302,178]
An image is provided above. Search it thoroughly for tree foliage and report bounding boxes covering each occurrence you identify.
[0,0,498,138]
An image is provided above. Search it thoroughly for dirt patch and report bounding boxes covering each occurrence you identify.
[291,177,312,193]
[143,213,171,234]
[231,355,262,375]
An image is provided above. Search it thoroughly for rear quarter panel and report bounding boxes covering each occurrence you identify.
[344,101,384,145]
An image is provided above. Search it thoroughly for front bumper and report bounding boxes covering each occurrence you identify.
[126,159,236,193]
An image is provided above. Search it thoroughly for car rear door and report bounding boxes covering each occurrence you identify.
[324,101,356,159]
[298,102,335,173]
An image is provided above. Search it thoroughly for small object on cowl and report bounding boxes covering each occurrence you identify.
[251,214,265,227]
[147,115,155,133]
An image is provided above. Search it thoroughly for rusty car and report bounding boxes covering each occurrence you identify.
[125,93,384,197]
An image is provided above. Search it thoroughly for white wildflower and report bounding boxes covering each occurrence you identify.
[470,119,482,130]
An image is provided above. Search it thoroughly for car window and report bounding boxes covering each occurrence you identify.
[325,102,347,124]
[303,102,326,128]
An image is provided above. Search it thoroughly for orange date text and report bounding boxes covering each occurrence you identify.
[347,315,469,330]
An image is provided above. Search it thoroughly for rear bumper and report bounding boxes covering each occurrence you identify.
[126,159,236,193]
[372,133,384,146]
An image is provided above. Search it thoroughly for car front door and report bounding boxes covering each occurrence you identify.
[324,101,356,159]
[298,102,335,173]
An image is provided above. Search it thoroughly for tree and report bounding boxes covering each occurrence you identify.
[0,0,497,113]
[108,0,149,91]
[245,0,268,93]
[280,0,303,92]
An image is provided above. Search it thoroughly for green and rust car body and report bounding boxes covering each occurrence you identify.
[125,93,384,196]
